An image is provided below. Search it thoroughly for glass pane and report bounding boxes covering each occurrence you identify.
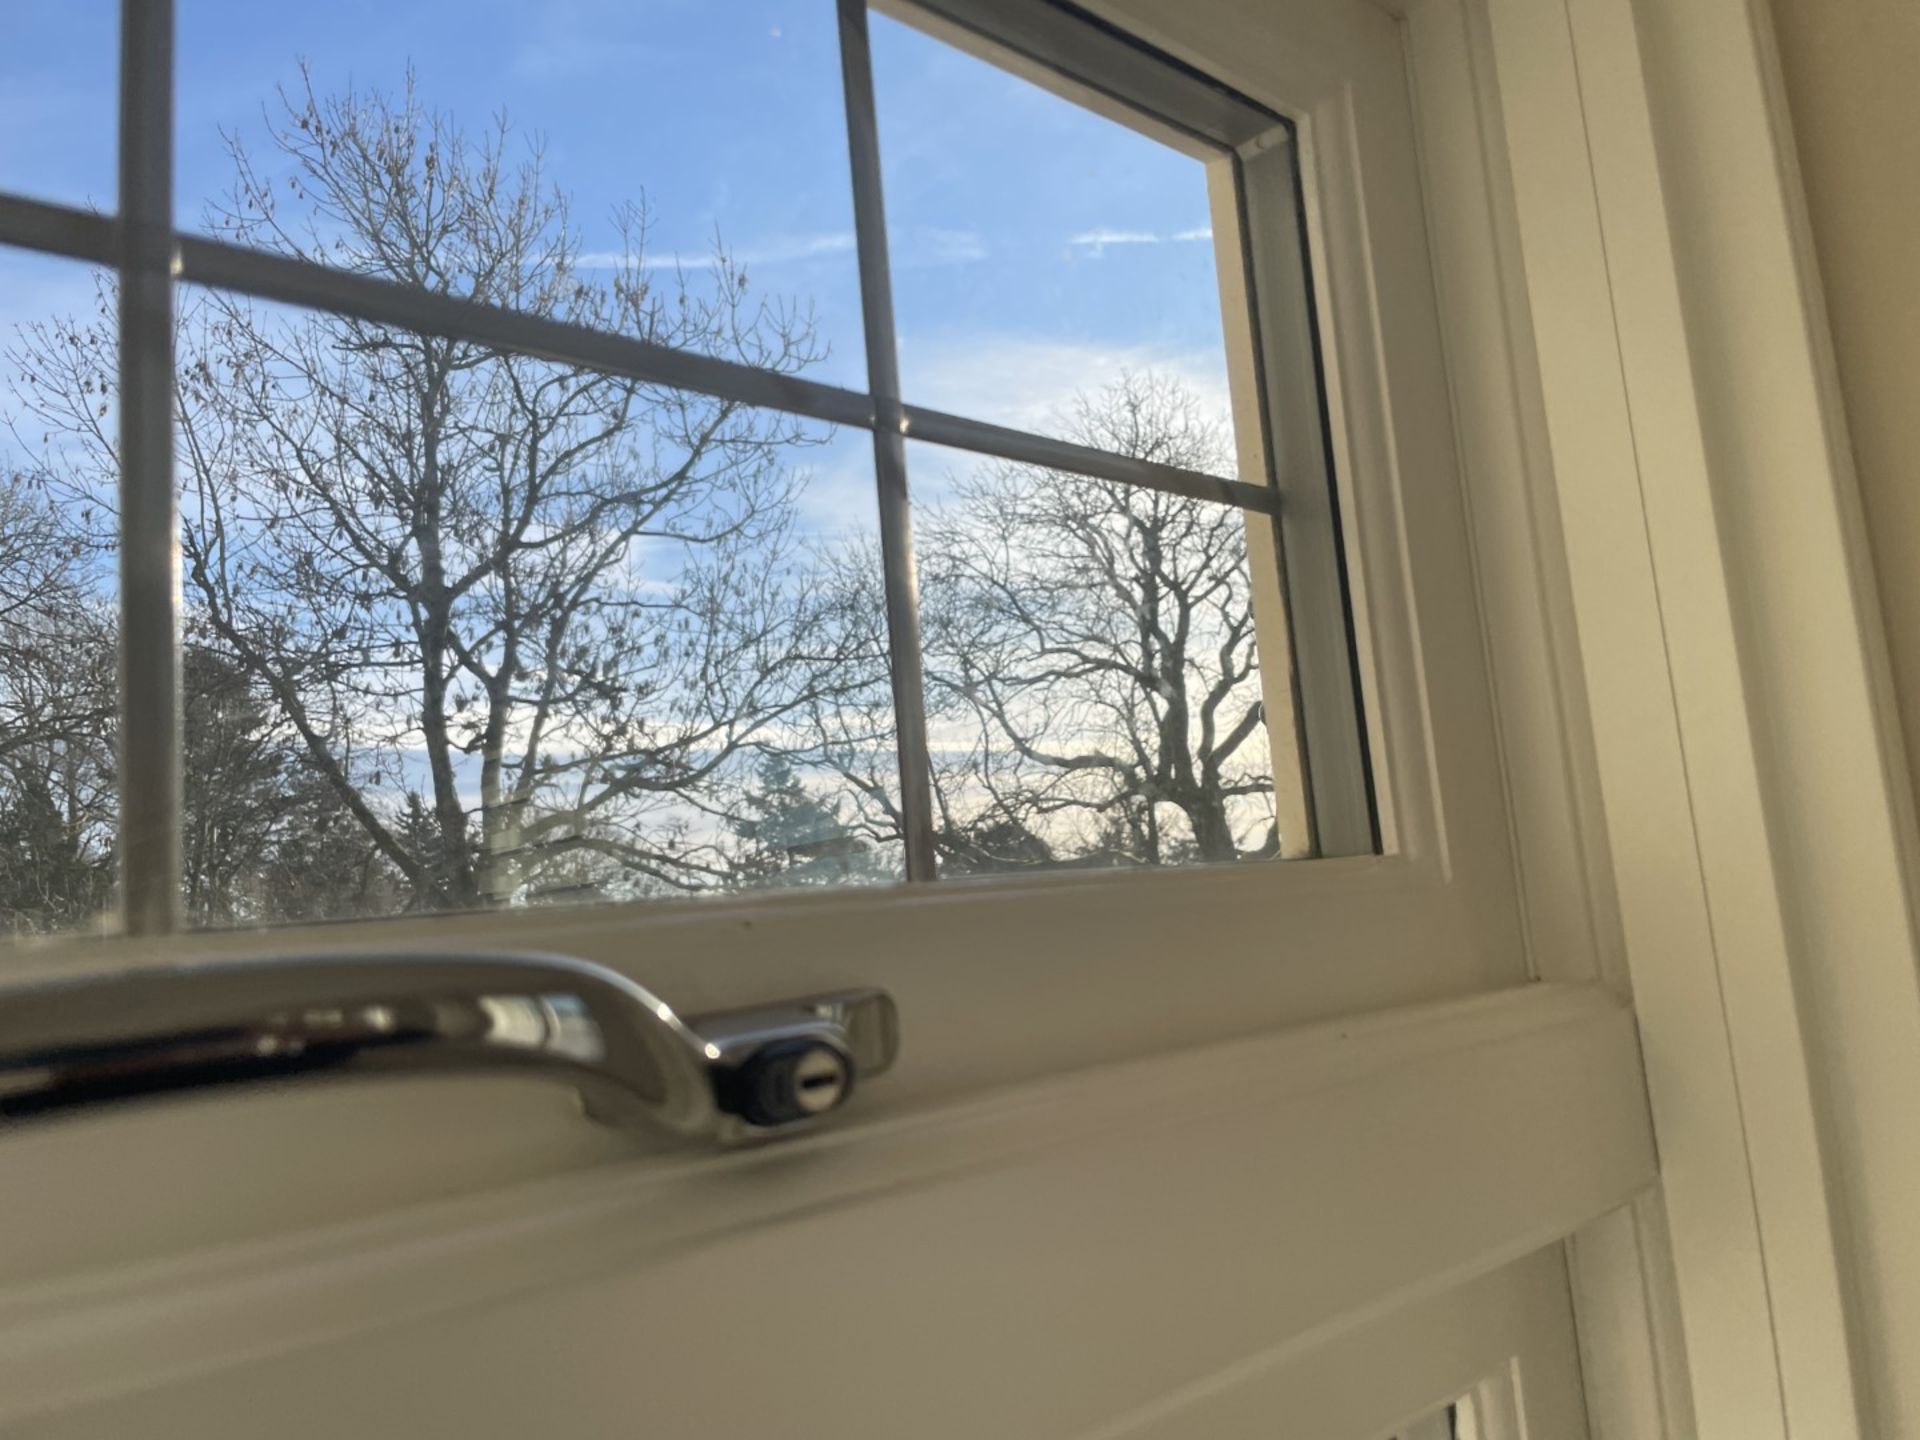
[872,11,1237,451]
[0,249,119,935]
[907,396,1307,877]
[0,1,117,208]
[176,0,867,388]
[168,285,896,927]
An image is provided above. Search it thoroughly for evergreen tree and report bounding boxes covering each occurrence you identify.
[181,642,404,926]
[728,755,884,888]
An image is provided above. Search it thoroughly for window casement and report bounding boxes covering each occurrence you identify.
[0,0,1370,938]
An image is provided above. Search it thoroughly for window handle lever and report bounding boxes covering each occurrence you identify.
[0,952,897,1142]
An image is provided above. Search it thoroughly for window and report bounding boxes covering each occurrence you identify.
[0,0,1368,936]
[871,8,1233,441]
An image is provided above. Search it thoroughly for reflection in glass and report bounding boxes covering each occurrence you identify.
[899,381,1292,876]
[176,0,868,387]
[0,251,119,935]
[872,10,1238,449]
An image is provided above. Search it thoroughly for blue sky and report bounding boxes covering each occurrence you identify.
[2,0,1238,523]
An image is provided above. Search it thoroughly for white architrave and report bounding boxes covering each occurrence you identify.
[1472,0,1920,1433]
[1622,2,1920,1432]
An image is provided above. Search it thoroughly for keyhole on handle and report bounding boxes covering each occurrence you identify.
[718,1039,855,1128]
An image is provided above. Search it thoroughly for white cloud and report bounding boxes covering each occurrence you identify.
[1067,228,1162,257]
[906,227,988,267]
[579,226,991,276]
[795,442,885,536]
[1066,226,1214,257]
[900,334,1236,482]
[577,231,858,273]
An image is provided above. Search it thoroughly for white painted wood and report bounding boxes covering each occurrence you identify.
[1403,0,1624,995]
[1468,1365,1530,1440]
[1568,1208,1665,1440]
[0,985,1647,1435]
[1620,2,1920,1433]
[992,1250,1585,1440]
[0,855,1526,1276]
[1628,1188,1701,1440]
[1568,1198,1699,1440]
[1467,0,1920,1430]
[1558,0,1862,1425]
[1402,4,1704,1432]
[1475,0,1815,1433]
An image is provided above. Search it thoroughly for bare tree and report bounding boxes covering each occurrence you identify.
[0,468,410,931]
[12,73,863,915]
[0,469,116,932]
[817,372,1279,871]
[179,640,406,926]
[4,78,1280,922]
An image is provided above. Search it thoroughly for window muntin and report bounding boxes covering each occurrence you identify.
[175,0,870,391]
[872,9,1236,448]
[172,289,900,921]
[0,0,1364,937]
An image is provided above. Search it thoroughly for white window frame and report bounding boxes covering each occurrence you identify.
[1404,0,1920,1432]
[1,0,1378,929]
[0,1,1577,1418]
[0,0,1539,1096]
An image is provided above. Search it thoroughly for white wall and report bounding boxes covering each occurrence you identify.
[1769,0,1920,803]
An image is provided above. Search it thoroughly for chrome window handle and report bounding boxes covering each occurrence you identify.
[0,952,897,1142]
